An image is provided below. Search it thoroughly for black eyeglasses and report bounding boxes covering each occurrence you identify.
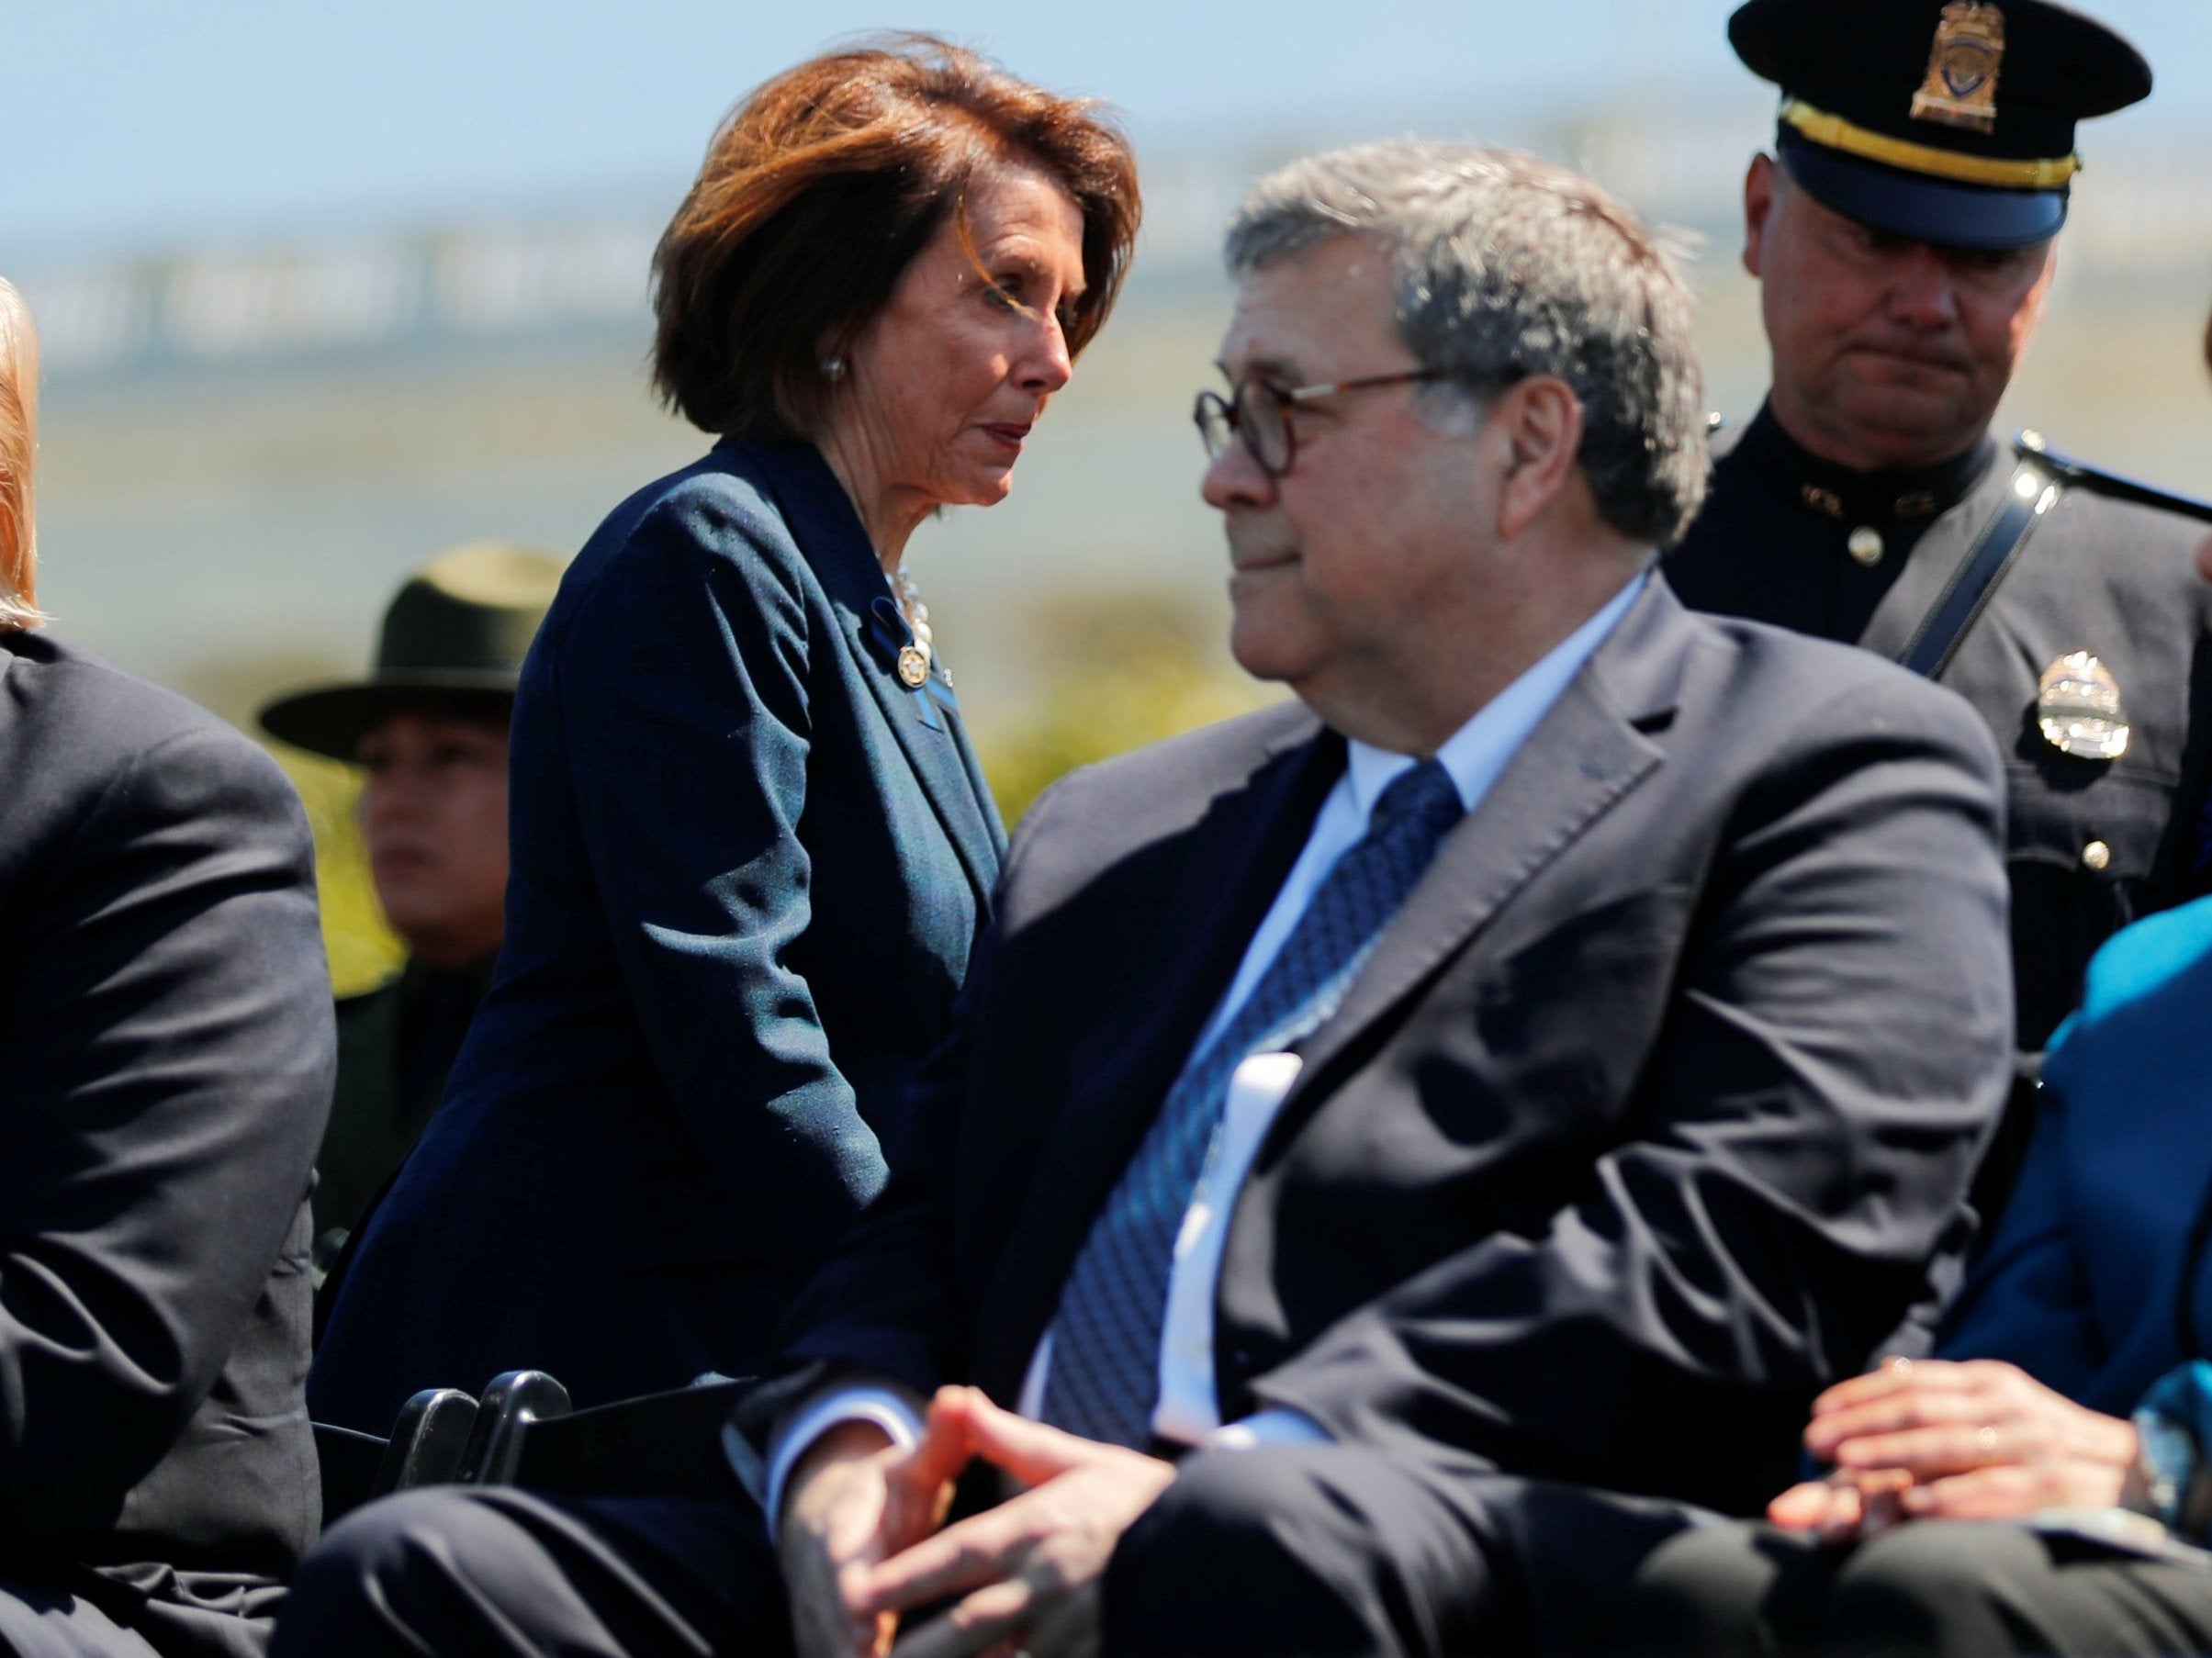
[1193,370,1448,477]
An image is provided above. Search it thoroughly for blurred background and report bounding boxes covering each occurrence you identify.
[7,0,2211,986]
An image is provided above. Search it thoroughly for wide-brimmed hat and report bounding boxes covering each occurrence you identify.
[259,543,566,760]
[1730,0,2150,251]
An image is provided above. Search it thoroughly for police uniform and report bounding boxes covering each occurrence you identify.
[1673,411,2212,1054]
[320,956,496,1247]
[1669,0,2212,1074]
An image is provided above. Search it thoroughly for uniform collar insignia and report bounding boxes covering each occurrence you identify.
[1746,406,1998,525]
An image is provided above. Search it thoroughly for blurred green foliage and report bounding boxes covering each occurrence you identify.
[977,590,1276,827]
[267,746,404,1000]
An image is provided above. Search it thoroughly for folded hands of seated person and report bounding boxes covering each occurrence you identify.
[1766,1356,2139,1541]
[783,1386,1176,1658]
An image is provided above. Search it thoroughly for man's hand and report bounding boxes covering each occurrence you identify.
[1768,1357,2136,1539]
[780,1410,971,1658]
[857,1387,1176,1658]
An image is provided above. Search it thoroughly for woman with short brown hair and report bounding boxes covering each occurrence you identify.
[651,36,1135,443]
[309,37,1140,1444]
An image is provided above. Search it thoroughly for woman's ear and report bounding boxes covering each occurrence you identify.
[1494,375,1584,540]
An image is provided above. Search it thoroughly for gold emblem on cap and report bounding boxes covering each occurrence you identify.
[1847,526,1884,566]
[2036,651,2130,761]
[1913,2,2005,135]
[896,644,930,689]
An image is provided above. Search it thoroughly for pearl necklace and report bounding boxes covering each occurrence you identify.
[891,567,935,689]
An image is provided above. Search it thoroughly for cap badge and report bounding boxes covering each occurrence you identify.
[2036,650,2130,761]
[1913,2,2005,134]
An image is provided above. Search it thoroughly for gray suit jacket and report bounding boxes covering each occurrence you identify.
[768,578,2016,1518]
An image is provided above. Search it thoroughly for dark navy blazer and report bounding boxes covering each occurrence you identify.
[311,440,1004,1431]
[1939,893,2212,1415]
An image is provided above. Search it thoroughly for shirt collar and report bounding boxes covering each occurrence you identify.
[1345,570,1648,820]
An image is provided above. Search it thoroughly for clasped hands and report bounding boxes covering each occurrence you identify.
[780,1386,1176,1658]
[1768,1356,2139,1540]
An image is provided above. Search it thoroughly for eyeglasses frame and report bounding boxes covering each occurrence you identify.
[1193,368,1454,478]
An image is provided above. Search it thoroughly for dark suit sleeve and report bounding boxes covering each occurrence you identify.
[1252,677,2014,1501]
[556,492,886,1260]
[0,721,331,1536]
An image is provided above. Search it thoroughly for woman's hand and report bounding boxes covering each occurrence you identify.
[1767,1466,1911,1540]
[1769,1357,2136,1538]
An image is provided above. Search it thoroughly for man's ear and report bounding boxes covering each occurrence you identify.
[1743,152,1778,281]
[1494,376,1584,541]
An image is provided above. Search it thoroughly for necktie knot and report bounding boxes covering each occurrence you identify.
[1370,756,1462,843]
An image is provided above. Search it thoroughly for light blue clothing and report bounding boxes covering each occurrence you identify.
[1937,892,2212,1416]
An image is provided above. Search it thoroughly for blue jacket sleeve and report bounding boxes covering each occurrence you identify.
[1935,1035,2103,1395]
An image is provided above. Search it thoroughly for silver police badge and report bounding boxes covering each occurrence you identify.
[2036,651,2130,761]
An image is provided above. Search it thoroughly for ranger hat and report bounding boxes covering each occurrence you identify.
[1729,0,2150,250]
[259,542,566,761]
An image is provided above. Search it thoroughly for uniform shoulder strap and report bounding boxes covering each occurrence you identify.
[1897,454,2060,679]
[2016,430,2212,524]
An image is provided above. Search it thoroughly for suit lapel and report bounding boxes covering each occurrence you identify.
[943,681,1010,858]
[1278,579,1686,1120]
[745,443,1005,907]
[843,611,1005,904]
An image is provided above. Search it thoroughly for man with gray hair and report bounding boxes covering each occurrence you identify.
[276,140,2014,1658]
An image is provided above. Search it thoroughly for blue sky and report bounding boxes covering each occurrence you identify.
[7,0,2209,256]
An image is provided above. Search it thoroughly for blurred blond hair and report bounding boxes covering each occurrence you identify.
[0,280,43,629]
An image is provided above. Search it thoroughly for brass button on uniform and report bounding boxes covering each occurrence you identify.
[1847,526,1884,566]
[2081,839,2111,872]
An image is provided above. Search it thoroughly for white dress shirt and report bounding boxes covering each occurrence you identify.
[765,574,1648,1518]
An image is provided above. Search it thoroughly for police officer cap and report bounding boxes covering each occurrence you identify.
[259,542,566,760]
[1730,0,2150,250]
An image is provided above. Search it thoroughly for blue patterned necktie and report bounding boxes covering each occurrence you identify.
[1039,756,1465,1448]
